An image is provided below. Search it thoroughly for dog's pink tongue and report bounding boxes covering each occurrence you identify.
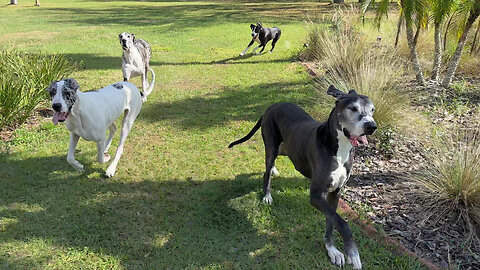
[349,135,368,146]
[358,135,368,145]
[52,112,60,125]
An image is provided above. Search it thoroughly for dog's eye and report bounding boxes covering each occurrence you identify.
[349,107,358,112]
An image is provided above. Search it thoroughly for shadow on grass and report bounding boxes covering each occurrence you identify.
[139,79,316,128]
[0,153,326,269]
[58,52,295,71]
[43,2,331,29]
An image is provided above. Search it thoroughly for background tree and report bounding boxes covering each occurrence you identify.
[442,0,480,86]
[10,0,17,4]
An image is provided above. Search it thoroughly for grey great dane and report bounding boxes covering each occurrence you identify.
[229,85,377,269]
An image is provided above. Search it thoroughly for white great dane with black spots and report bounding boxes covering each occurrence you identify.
[119,32,155,102]
[47,78,142,177]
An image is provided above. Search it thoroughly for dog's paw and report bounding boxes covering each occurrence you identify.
[347,254,362,269]
[270,166,279,177]
[103,153,111,163]
[105,166,116,178]
[269,51,272,54]
[262,193,273,204]
[326,244,345,267]
[142,95,148,102]
[239,52,245,56]
[68,159,84,172]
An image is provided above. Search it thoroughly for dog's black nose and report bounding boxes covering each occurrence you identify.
[364,122,377,135]
[52,103,62,112]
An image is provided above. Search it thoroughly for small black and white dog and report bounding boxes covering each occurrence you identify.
[240,22,281,56]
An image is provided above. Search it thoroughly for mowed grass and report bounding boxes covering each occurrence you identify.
[0,1,425,269]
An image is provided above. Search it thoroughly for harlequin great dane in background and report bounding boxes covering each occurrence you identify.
[119,32,155,102]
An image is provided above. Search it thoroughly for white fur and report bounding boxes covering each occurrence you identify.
[348,253,362,269]
[63,81,142,177]
[270,166,279,177]
[51,81,68,112]
[326,244,345,267]
[262,193,273,204]
[121,36,155,102]
[328,130,353,192]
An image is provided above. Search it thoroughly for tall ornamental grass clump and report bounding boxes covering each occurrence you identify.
[418,129,480,241]
[301,10,406,127]
[0,50,75,129]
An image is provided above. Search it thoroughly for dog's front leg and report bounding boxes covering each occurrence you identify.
[310,186,362,269]
[67,133,84,172]
[122,63,136,82]
[240,40,255,56]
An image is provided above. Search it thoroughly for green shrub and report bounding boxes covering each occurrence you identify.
[0,50,75,129]
[417,129,480,241]
[301,10,407,127]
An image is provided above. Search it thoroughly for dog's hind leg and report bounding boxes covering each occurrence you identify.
[261,126,281,204]
[67,133,84,171]
[105,110,136,177]
[270,35,280,53]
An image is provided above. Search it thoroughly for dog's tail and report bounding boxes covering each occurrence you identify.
[228,116,263,148]
[143,67,155,100]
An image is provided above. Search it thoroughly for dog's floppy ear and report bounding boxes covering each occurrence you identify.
[131,33,135,42]
[257,22,262,27]
[348,89,358,95]
[250,24,256,30]
[46,81,57,95]
[118,33,122,44]
[326,85,346,99]
[64,78,79,91]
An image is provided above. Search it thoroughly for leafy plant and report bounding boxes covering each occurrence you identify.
[0,50,75,129]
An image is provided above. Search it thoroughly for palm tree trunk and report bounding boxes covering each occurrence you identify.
[470,20,480,55]
[413,23,421,47]
[394,12,404,48]
[35,0,40,6]
[443,14,454,51]
[406,23,425,85]
[442,5,480,87]
[431,22,442,81]
[10,0,17,4]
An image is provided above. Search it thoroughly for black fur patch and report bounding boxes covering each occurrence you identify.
[47,82,57,97]
[113,83,123,89]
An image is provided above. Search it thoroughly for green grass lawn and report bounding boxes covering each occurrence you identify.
[0,0,425,269]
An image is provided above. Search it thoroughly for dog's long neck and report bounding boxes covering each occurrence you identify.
[66,90,83,127]
[321,107,353,160]
[122,46,139,63]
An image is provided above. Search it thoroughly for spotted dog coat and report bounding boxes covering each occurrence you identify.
[119,32,155,102]
[240,22,281,56]
[47,79,143,177]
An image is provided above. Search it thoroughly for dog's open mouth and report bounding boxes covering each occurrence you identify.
[343,128,368,146]
[348,135,368,147]
[52,112,69,125]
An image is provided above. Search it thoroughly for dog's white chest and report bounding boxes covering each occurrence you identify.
[328,131,353,192]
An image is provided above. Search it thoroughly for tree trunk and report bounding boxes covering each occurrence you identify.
[431,22,442,82]
[470,20,480,55]
[35,0,40,6]
[406,23,425,85]
[443,14,454,51]
[394,12,404,48]
[10,0,17,4]
[442,5,480,87]
[413,23,421,47]
[333,0,345,3]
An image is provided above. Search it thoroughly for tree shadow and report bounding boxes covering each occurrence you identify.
[0,153,333,268]
[139,79,316,128]
[42,3,331,29]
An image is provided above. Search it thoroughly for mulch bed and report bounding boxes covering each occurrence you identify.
[343,81,480,270]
